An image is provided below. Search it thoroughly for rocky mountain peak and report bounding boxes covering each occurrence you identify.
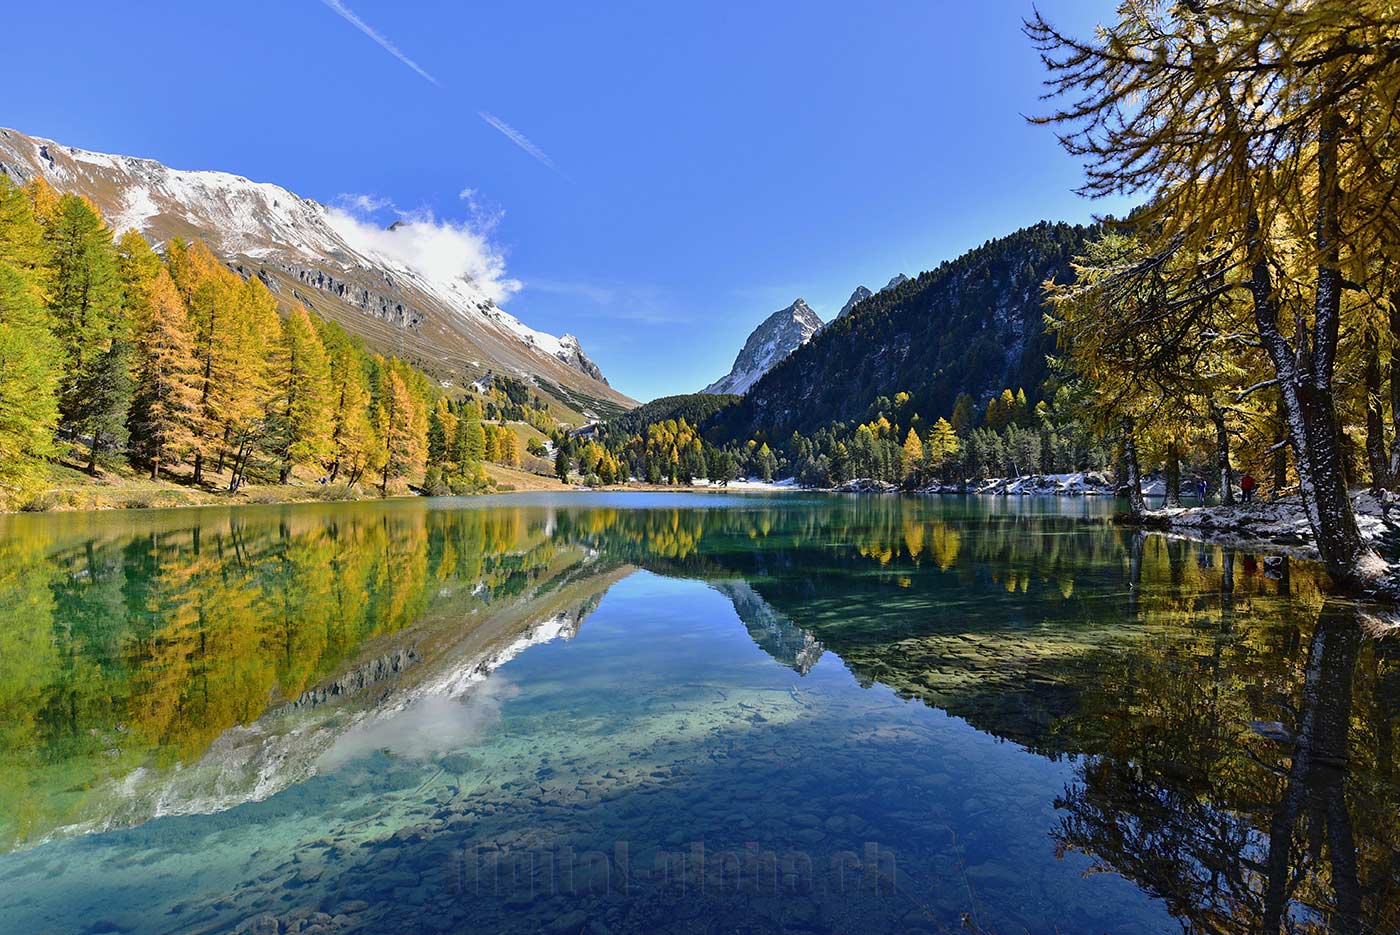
[701,298,824,396]
[837,285,873,319]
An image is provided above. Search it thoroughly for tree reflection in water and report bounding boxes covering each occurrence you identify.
[0,495,1396,933]
[1054,535,1398,935]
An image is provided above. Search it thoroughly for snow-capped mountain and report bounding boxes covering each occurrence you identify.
[0,128,633,415]
[702,298,823,396]
[836,273,909,320]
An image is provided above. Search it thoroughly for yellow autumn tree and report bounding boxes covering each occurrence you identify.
[901,427,923,482]
[375,369,426,494]
[128,270,198,480]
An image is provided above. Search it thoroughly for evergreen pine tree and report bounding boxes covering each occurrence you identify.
[76,337,133,473]
[44,194,120,428]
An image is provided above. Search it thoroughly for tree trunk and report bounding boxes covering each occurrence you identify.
[1364,324,1388,491]
[193,451,203,487]
[328,458,341,483]
[150,457,159,481]
[1261,608,1362,935]
[87,435,100,475]
[1272,394,1288,495]
[279,462,292,485]
[1164,439,1181,507]
[1121,419,1147,520]
[1210,75,1377,587]
[216,426,231,474]
[1211,406,1234,506]
[1388,288,1400,489]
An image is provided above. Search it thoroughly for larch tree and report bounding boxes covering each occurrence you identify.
[269,305,332,483]
[926,417,959,476]
[221,277,280,489]
[43,194,120,430]
[168,240,267,485]
[1028,0,1400,586]
[375,369,426,495]
[128,270,198,480]
[0,263,60,506]
[901,428,924,482]
[320,321,375,485]
[0,175,50,289]
[115,230,162,331]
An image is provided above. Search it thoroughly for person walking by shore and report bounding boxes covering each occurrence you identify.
[1196,478,1208,504]
[1241,473,1257,504]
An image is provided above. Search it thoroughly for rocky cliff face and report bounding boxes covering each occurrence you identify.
[712,580,825,675]
[702,298,824,396]
[0,128,629,416]
[837,285,873,319]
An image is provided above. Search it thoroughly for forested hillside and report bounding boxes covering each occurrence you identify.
[0,174,560,508]
[596,393,741,441]
[721,221,1094,439]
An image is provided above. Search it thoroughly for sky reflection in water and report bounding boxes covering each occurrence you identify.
[0,493,1394,934]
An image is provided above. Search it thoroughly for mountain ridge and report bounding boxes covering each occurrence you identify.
[708,221,1094,438]
[0,127,634,418]
[701,298,823,395]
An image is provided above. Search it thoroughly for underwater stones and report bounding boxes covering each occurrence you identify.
[550,908,590,931]
[234,914,280,935]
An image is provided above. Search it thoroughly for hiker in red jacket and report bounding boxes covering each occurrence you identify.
[1241,472,1257,504]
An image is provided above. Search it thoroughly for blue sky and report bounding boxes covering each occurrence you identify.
[4,0,1130,402]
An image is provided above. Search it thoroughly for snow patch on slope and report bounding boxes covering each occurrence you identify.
[703,298,823,395]
[0,129,613,387]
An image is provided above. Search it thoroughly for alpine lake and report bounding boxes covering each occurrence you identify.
[0,492,1396,935]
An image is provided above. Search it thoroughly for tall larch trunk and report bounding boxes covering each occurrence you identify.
[1388,291,1400,488]
[1363,324,1388,492]
[1272,395,1289,494]
[1164,439,1181,507]
[1121,419,1147,520]
[1210,405,1234,506]
[1238,102,1378,588]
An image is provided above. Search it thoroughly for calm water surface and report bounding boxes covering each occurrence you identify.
[0,493,1395,934]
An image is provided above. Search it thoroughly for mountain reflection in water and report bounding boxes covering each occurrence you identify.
[0,493,1394,935]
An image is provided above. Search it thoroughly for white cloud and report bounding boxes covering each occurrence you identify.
[321,0,439,85]
[344,192,392,212]
[326,196,522,305]
[317,678,519,770]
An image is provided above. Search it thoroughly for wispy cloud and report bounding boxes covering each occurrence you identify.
[321,0,439,85]
[478,112,557,171]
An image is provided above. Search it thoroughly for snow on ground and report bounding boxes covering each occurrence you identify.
[919,472,1116,496]
[1150,489,1398,555]
[690,477,801,491]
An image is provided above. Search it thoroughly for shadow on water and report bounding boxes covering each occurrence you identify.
[0,494,1395,933]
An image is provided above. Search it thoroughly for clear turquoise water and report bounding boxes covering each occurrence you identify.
[0,493,1394,934]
